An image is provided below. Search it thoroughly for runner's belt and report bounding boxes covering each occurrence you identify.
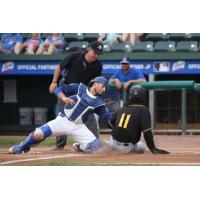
[112,137,131,147]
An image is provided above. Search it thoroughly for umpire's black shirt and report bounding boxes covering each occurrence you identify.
[59,51,102,85]
[110,104,152,144]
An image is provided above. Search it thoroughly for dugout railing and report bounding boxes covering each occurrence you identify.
[134,80,200,134]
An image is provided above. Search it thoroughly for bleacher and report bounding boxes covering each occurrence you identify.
[56,33,200,52]
[2,33,200,54]
[62,33,200,53]
[106,33,200,52]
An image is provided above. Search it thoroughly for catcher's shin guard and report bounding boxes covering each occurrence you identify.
[9,124,52,154]
[22,124,52,151]
[9,132,36,154]
[86,139,102,153]
[73,139,102,154]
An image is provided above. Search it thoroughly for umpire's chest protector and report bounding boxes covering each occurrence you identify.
[64,84,104,124]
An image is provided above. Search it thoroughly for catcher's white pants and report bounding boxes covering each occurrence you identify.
[46,114,96,148]
[109,136,145,154]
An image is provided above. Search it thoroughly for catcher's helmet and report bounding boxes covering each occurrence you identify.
[93,76,108,87]
[128,85,146,104]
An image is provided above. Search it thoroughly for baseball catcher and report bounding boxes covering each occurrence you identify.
[108,85,170,154]
[9,76,112,154]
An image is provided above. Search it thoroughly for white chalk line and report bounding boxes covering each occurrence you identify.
[0,153,85,165]
[1,147,200,165]
[1,155,200,166]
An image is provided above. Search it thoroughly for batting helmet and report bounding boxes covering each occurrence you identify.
[93,76,108,87]
[128,85,146,104]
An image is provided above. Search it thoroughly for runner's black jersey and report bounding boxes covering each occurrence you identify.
[110,104,152,144]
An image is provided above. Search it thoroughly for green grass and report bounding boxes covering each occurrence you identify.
[0,136,75,147]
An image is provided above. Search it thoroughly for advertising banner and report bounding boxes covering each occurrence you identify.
[1,60,200,75]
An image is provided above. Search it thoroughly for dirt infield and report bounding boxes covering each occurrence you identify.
[1,135,200,165]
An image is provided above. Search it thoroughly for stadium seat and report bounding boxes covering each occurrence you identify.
[22,33,32,40]
[66,41,89,51]
[176,41,198,52]
[190,33,200,41]
[109,42,132,52]
[168,33,191,41]
[41,33,51,39]
[132,41,154,52]
[154,41,176,52]
[144,33,168,42]
[102,43,110,52]
[83,33,99,42]
[63,33,84,42]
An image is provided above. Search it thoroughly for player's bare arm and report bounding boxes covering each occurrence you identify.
[49,65,61,94]
[123,79,146,90]
[109,78,122,89]
[53,41,65,47]
[43,39,50,47]
[57,92,74,106]
[128,78,146,84]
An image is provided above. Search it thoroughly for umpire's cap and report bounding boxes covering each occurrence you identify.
[128,85,146,104]
[93,76,108,87]
[89,41,103,54]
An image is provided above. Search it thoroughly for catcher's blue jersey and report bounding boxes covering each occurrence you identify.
[54,83,112,124]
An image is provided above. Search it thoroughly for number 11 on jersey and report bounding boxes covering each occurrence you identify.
[118,113,131,129]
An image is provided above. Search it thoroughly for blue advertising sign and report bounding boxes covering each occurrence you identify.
[102,60,200,74]
[1,60,200,75]
[0,61,58,75]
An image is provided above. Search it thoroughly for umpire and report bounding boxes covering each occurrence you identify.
[108,85,170,154]
[49,41,103,149]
